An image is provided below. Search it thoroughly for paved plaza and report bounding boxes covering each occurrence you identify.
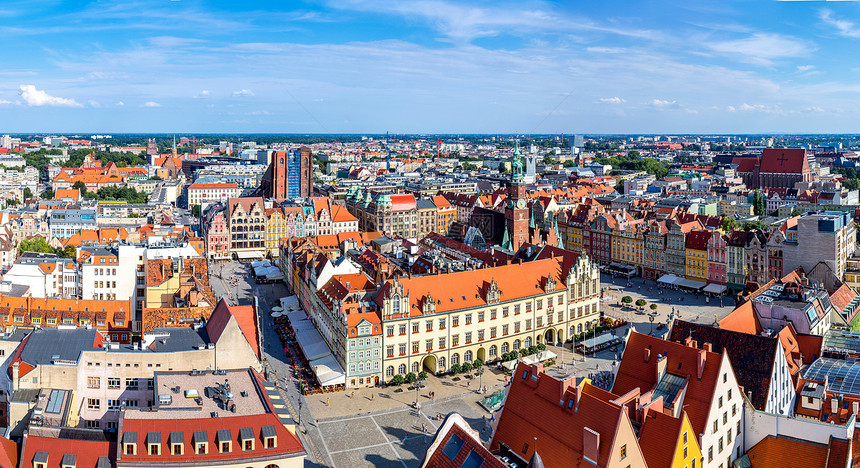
[209,261,745,466]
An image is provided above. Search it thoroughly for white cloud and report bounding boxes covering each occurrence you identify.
[116,101,125,106]
[729,103,781,113]
[194,89,210,98]
[819,9,860,39]
[652,99,678,108]
[142,101,161,107]
[18,85,82,107]
[797,65,815,72]
[599,97,625,104]
[232,89,255,97]
[88,100,101,108]
[707,33,813,65]
[0,100,11,105]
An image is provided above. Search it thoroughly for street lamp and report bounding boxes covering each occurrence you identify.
[649,313,655,336]
[477,367,484,393]
[415,377,423,410]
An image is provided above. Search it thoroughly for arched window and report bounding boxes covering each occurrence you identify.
[578,323,583,333]
[489,345,497,357]
[464,350,473,362]
[524,337,531,348]
[451,353,460,365]
[386,366,394,377]
[438,357,446,369]
[391,297,400,314]
[358,362,364,372]
[570,326,575,337]
[398,364,406,375]
[501,342,509,353]
[513,340,521,350]
[412,362,419,373]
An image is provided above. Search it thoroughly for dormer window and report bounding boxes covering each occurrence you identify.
[33,451,48,468]
[123,432,138,455]
[217,429,232,453]
[240,427,255,451]
[169,432,184,455]
[147,432,161,455]
[193,431,208,454]
[261,425,277,448]
[61,454,76,468]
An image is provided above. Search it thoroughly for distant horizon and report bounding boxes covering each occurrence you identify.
[2,1,860,133]
[7,133,860,138]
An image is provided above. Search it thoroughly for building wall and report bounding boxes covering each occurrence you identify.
[764,340,795,416]
[700,353,744,468]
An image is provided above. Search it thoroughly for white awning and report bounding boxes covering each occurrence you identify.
[676,278,707,290]
[235,251,264,260]
[501,359,518,371]
[310,354,346,387]
[703,283,728,294]
[536,350,557,361]
[657,274,680,285]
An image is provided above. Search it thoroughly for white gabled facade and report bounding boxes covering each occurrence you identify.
[701,353,745,468]
[764,340,795,416]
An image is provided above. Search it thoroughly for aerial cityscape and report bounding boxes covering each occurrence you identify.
[1,1,860,468]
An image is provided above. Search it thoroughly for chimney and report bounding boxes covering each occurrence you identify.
[583,427,600,464]
[644,348,651,362]
[832,397,839,415]
[852,401,858,416]
[684,336,697,349]
[697,349,706,380]
[11,362,19,391]
[703,342,713,353]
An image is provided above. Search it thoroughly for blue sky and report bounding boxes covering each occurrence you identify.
[1,0,860,133]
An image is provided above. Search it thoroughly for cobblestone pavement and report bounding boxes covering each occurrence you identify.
[209,263,733,466]
[599,273,739,336]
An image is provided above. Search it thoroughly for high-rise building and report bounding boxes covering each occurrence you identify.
[259,147,313,199]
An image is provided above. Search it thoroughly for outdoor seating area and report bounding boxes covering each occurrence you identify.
[272,296,346,395]
[251,259,284,284]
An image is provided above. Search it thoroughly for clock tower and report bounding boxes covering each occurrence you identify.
[505,141,529,252]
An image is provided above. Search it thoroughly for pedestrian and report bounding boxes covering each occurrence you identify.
[403,432,408,443]
[326,398,329,406]
[371,393,374,401]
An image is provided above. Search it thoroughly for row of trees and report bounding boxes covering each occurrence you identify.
[596,151,669,179]
[19,237,76,259]
[71,181,148,204]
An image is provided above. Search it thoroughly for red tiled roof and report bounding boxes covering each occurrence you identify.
[206,298,261,360]
[424,413,506,468]
[612,332,726,437]
[685,230,712,251]
[718,301,763,335]
[120,413,304,464]
[0,434,17,467]
[746,435,831,467]
[389,193,416,211]
[21,436,110,468]
[490,363,645,467]
[759,148,809,174]
[374,257,568,317]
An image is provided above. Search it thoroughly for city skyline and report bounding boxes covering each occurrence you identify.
[1,0,860,133]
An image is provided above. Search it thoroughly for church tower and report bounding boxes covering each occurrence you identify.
[505,141,529,252]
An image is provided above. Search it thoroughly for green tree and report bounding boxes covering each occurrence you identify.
[418,370,428,380]
[473,359,483,368]
[844,178,860,191]
[743,221,768,231]
[563,160,575,168]
[721,217,738,232]
[650,303,658,311]
[19,237,54,254]
[543,154,557,165]
[72,181,87,194]
[191,205,201,217]
[450,363,462,374]
[753,190,766,216]
[461,162,478,171]
[790,207,801,217]
[635,299,647,308]
[58,245,77,259]
[40,190,54,200]
[621,296,633,305]
[405,372,417,383]
[390,374,405,385]
[23,187,33,200]
[461,362,472,372]
[627,150,641,158]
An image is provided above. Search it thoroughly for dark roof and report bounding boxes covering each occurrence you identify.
[146,327,209,353]
[416,198,436,210]
[669,319,777,410]
[19,328,101,366]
